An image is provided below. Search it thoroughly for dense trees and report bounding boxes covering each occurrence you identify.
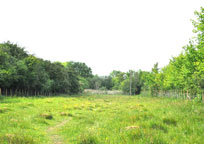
[120,70,143,95]
[89,70,144,95]
[63,61,93,90]
[89,75,113,90]
[65,61,93,78]
[0,42,81,96]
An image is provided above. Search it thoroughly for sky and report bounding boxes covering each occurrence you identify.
[0,0,203,76]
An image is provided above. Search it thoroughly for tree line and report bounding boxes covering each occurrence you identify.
[0,41,146,96]
[0,7,204,100]
[0,42,93,96]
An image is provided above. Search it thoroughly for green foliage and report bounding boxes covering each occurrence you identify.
[65,61,93,78]
[121,70,144,95]
[79,77,90,90]
[110,70,126,90]
[63,61,93,92]
[100,76,113,90]
[89,75,113,90]
[141,7,204,100]
[121,79,130,94]
[150,63,160,96]
[0,41,81,95]
[89,75,102,89]
[88,70,145,95]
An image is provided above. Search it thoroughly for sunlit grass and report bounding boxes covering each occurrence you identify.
[0,95,203,144]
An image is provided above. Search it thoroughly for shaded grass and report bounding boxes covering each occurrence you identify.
[163,118,177,126]
[0,95,203,143]
[0,133,35,144]
[40,113,53,120]
[150,123,168,133]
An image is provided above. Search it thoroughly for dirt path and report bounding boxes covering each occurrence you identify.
[47,119,70,144]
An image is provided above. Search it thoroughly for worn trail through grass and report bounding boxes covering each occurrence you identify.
[47,119,70,144]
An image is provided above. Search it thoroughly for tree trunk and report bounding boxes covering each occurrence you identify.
[202,92,204,103]
[187,90,190,100]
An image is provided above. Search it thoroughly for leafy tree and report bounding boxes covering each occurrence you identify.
[121,70,143,95]
[110,70,126,90]
[65,61,93,78]
[149,63,160,96]
[101,76,113,90]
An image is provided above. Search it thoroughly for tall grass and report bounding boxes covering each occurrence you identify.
[0,95,203,143]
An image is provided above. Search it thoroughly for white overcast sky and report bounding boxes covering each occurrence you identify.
[0,0,203,75]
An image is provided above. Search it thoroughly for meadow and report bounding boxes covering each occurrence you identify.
[0,94,203,144]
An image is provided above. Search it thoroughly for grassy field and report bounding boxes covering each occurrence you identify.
[0,95,203,144]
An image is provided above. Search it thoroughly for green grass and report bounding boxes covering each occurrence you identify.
[0,95,203,144]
